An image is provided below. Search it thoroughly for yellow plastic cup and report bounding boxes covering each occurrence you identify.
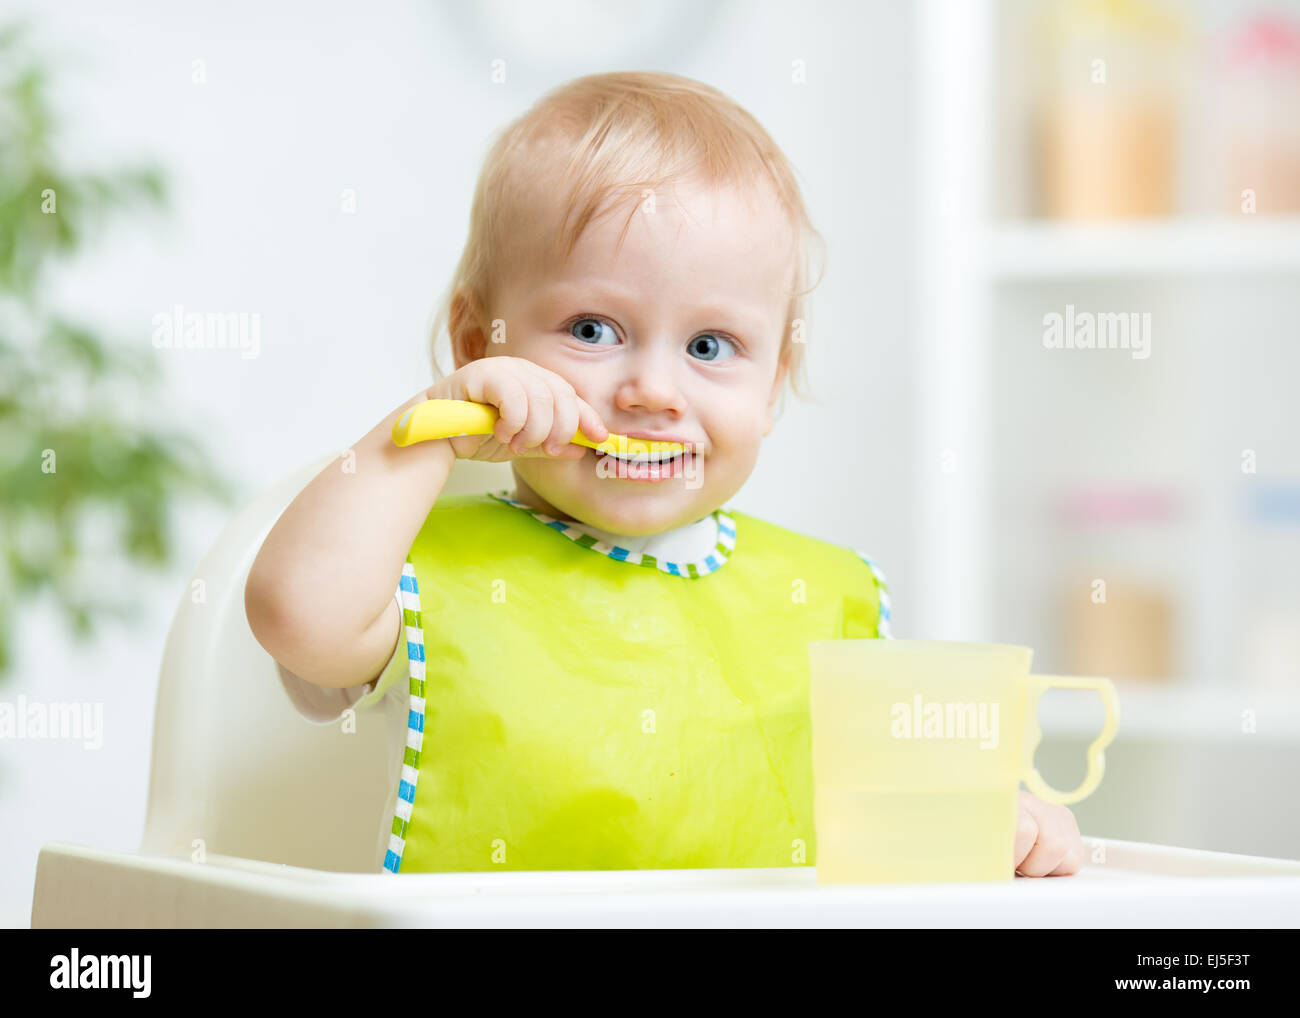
[807,640,1120,884]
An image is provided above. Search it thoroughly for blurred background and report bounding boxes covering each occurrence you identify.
[2,0,1298,925]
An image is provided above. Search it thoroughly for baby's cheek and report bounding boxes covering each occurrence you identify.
[718,433,766,481]
[718,408,767,446]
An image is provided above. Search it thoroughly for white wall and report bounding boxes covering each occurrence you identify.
[0,0,915,926]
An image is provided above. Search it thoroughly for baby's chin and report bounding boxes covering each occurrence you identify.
[561,485,711,537]
[576,497,705,536]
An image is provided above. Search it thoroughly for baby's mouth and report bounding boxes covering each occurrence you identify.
[595,448,684,463]
[593,448,690,480]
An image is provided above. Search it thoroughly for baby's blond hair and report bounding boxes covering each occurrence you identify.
[429,70,824,411]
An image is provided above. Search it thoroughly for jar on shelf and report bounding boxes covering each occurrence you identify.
[1033,0,1188,220]
[1212,14,1300,215]
[1054,484,1184,681]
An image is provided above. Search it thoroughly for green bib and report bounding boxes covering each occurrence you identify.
[383,491,887,873]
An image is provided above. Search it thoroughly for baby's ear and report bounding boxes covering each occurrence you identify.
[764,346,791,432]
[448,287,489,365]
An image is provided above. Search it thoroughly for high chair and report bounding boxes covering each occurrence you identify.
[29,456,1300,928]
[30,454,512,916]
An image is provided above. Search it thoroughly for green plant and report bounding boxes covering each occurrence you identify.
[0,20,238,678]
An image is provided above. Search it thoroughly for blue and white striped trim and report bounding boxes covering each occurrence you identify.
[382,559,426,874]
[488,490,735,577]
[854,550,892,639]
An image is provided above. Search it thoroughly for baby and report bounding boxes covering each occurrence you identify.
[246,71,1082,878]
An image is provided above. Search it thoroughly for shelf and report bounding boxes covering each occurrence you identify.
[986,217,1300,280]
[1036,682,1300,741]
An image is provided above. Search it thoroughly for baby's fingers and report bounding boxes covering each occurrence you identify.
[539,381,581,457]
[1013,809,1039,874]
[574,395,608,447]
[507,376,557,454]
[1014,791,1083,877]
[526,383,606,458]
[469,373,530,448]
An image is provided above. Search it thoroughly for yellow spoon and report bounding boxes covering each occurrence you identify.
[392,399,687,456]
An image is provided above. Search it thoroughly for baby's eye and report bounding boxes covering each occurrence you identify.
[687,333,737,362]
[570,318,619,346]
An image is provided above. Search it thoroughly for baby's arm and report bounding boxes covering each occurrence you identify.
[245,390,455,689]
[248,356,608,691]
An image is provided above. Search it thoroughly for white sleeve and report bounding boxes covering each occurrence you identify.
[275,588,408,725]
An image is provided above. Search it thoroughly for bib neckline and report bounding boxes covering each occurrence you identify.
[487,489,736,577]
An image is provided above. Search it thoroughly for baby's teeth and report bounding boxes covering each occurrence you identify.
[604,450,678,464]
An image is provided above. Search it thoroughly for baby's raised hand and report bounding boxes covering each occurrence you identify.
[1014,789,1084,876]
[427,356,608,462]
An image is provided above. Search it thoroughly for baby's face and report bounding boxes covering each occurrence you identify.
[481,174,793,536]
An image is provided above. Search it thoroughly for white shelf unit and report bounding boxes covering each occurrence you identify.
[987,217,1300,279]
[914,0,1300,739]
[1034,683,1300,741]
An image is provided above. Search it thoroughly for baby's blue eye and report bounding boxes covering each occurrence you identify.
[571,318,619,345]
[687,333,737,362]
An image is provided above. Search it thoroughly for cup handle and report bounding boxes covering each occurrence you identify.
[1022,675,1121,806]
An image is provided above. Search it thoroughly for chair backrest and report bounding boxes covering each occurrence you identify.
[139,454,513,871]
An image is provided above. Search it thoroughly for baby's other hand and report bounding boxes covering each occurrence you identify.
[1013,789,1083,877]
